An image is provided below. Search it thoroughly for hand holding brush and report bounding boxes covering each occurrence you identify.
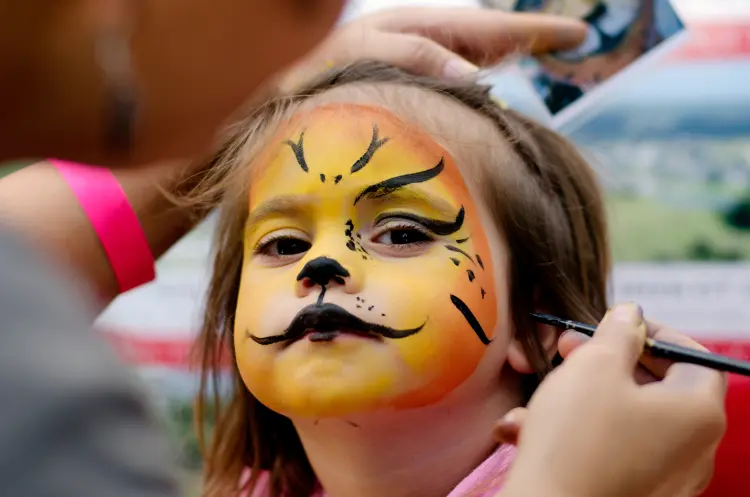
[498,303,726,497]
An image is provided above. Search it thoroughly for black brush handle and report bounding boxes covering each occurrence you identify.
[530,312,750,377]
[647,339,750,376]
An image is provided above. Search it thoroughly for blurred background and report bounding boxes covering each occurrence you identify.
[1,0,747,486]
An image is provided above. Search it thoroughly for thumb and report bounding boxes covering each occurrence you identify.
[367,32,479,80]
[590,303,647,371]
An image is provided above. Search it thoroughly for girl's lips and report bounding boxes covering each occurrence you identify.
[304,328,381,343]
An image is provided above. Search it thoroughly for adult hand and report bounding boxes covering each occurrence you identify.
[498,303,727,497]
[276,7,586,92]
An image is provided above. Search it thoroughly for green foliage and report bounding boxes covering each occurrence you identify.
[724,196,750,231]
[163,399,217,470]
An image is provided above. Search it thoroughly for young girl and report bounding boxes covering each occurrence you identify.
[191,61,610,497]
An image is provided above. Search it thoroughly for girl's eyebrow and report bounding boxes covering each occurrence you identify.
[368,188,459,221]
[245,195,314,228]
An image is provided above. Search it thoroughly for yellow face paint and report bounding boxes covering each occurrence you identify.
[234,104,497,418]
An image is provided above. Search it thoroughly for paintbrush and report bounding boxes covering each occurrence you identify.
[530,312,750,377]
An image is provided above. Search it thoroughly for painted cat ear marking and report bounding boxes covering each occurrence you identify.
[350,124,390,174]
[284,132,309,173]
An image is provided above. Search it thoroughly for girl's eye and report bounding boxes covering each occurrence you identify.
[373,225,433,246]
[256,236,311,257]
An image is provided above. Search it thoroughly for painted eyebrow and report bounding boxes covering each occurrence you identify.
[353,158,444,205]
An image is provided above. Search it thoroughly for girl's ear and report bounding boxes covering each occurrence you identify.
[506,320,558,374]
[507,295,559,374]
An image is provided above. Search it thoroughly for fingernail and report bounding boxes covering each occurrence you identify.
[556,19,588,48]
[443,58,479,79]
[561,330,590,343]
[609,303,643,325]
[502,410,519,424]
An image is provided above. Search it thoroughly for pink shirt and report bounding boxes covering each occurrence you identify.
[243,444,516,497]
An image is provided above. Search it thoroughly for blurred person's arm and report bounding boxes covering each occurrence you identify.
[0,160,202,310]
[0,227,180,497]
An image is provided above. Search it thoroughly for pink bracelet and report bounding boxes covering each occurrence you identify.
[50,159,155,293]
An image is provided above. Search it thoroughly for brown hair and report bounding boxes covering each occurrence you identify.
[191,61,611,497]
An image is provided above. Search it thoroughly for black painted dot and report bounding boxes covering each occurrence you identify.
[320,174,326,183]
[346,240,356,251]
[481,288,487,299]
[346,219,354,229]
[356,297,361,302]
[476,254,484,269]
[450,258,460,266]
[381,313,386,317]
[345,229,352,237]
[467,269,475,282]
[362,255,367,260]
[334,175,343,184]
[368,306,374,311]
[356,305,362,309]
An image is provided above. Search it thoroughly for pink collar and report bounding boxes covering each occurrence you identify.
[446,444,516,497]
[243,444,516,497]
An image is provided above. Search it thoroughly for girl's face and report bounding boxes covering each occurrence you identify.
[233,103,510,418]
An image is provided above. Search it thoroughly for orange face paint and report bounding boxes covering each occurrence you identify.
[233,104,497,418]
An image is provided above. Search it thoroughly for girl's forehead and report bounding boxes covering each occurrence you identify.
[248,103,473,209]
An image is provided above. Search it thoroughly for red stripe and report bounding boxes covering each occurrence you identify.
[669,23,750,61]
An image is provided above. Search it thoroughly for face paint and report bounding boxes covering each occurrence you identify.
[234,104,498,418]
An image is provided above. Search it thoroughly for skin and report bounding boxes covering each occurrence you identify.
[229,89,534,497]
[235,104,499,418]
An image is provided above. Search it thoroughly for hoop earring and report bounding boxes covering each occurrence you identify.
[95,7,138,156]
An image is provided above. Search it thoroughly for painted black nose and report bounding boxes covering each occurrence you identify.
[296,257,350,287]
